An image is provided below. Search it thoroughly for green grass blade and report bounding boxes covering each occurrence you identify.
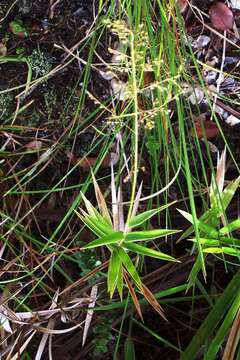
[117,264,123,300]
[190,237,240,247]
[82,231,124,249]
[178,208,219,242]
[124,337,136,360]
[80,191,97,217]
[75,211,104,237]
[202,247,240,257]
[178,176,240,242]
[203,289,240,360]
[215,177,240,217]
[187,253,207,289]
[132,317,182,353]
[177,209,218,238]
[117,247,142,289]
[86,215,114,236]
[123,242,177,262]
[202,247,223,254]
[108,248,122,298]
[181,270,240,360]
[127,202,175,228]
[93,284,188,311]
[189,238,220,247]
[220,219,240,236]
[125,229,181,242]
[220,247,240,258]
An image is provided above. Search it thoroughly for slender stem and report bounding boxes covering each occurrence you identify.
[126,30,139,225]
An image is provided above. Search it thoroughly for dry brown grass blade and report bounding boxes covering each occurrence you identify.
[6,330,36,360]
[0,255,25,280]
[0,0,19,23]
[117,184,125,231]
[35,290,59,360]
[91,171,112,225]
[35,318,55,360]
[82,284,98,346]
[223,307,240,360]
[141,283,167,321]
[0,308,12,334]
[216,147,228,226]
[111,162,119,231]
[33,322,84,334]
[216,146,226,194]
[59,260,108,296]
[177,0,189,13]
[124,181,143,233]
[123,272,143,321]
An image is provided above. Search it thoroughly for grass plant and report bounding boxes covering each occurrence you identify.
[0,0,239,358]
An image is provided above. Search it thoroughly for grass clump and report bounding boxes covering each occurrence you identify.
[0,1,240,359]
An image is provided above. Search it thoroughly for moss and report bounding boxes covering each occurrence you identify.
[0,93,14,121]
[28,49,54,79]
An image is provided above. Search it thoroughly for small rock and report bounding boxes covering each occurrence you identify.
[215,105,224,116]
[204,70,218,84]
[220,77,236,91]
[226,114,240,126]
[224,56,240,67]
[207,140,219,153]
[194,35,211,49]
[231,0,240,10]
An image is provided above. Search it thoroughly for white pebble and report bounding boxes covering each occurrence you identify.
[194,35,210,49]
[226,114,240,126]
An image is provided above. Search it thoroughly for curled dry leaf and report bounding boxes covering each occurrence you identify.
[208,2,234,31]
[0,309,12,333]
[176,0,188,13]
[144,71,155,87]
[193,35,210,49]
[207,140,219,153]
[141,283,167,320]
[74,151,119,170]
[191,119,219,139]
[25,140,43,150]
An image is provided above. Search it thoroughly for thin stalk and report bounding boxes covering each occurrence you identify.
[126,29,139,225]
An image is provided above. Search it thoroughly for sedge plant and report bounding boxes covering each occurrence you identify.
[178,147,240,286]
[75,165,181,319]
